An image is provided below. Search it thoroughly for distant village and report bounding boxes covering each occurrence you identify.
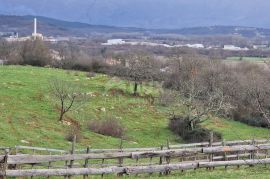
[0,18,270,52]
[102,39,269,51]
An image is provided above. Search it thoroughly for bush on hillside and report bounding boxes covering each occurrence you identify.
[232,111,269,128]
[20,39,51,67]
[88,117,125,138]
[169,116,222,143]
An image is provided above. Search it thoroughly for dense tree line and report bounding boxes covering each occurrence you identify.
[164,54,270,130]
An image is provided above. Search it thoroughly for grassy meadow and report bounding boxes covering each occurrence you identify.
[0,65,270,178]
[0,65,177,149]
[0,65,269,149]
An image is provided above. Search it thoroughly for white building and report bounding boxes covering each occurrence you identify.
[223,45,248,51]
[185,44,204,48]
[253,45,268,50]
[102,39,126,45]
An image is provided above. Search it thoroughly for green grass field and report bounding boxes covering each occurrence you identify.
[226,56,270,62]
[0,65,269,148]
[0,65,179,149]
[0,65,270,178]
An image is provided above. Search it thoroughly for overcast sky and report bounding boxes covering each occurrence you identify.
[0,0,270,29]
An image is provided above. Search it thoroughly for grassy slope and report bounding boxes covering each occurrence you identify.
[204,117,270,140]
[0,65,177,149]
[0,65,270,178]
[0,65,269,147]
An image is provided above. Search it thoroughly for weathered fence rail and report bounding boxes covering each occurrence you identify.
[0,139,270,177]
[8,139,270,154]
[3,158,270,177]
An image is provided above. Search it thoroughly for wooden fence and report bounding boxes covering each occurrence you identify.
[0,139,270,177]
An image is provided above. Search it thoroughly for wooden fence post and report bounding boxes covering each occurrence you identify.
[117,138,124,177]
[14,146,18,171]
[249,139,256,167]
[159,145,164,176]
[209,132,214,170]
[101,159,105,178]
[166,139,171,164]
[265,147,269,167]
[83,146,90,179]
[118,138,123,167]
[68,135,76,179]
[237,151,240,169]
[165,139,171,175]
[222,140,228,170]
[135,156,139,177]
[251,139,256,160]
[0,149,9,179]
[47,161,52,179]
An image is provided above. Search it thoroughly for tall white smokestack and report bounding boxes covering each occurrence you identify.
[34,18,37,35]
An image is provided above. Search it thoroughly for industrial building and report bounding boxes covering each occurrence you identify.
[4,18,66,42]
[32,18,44,40]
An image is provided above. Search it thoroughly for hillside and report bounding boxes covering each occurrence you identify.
[0,66,270,178]
[0,66,177,149]
[164,26,270,38]
[0,15,145,37]
[0,65,269,150]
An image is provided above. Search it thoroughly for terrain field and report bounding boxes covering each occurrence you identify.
[0,65,270,178]
[0,65,269,148]
[0,65,177,149]
[226,56,270,62]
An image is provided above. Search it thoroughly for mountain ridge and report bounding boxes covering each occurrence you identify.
[1,15,270,38]
[1,0,270,29]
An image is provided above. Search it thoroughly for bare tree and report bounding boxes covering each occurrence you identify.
[125,53,160,95]
[20,39,51,66]
[180,73,226,130]
[246,70,270,126]
[54,42,79,69]
[172,56,229,130]
[0,40,11,61]
[49,79,89,122]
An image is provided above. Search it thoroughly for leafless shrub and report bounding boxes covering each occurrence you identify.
[111,52,162,95]
[169,116,222,143]
[19,39,51,67]
[65,125,82,142]
[88,117,125,138]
